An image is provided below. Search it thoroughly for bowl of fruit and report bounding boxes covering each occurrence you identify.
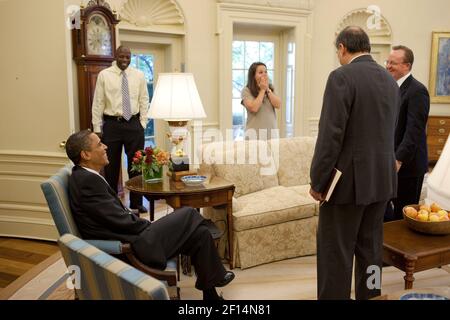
[403,203,450,235]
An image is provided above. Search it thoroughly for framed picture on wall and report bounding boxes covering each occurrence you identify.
[429,31,450,103]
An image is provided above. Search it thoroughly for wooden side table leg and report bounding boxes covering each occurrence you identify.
[404,258,416,289]
[227,191,234,269]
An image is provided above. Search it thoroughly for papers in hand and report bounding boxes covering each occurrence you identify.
[320,168,342,206]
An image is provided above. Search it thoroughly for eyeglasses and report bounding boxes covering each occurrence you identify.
[384,60,409,67]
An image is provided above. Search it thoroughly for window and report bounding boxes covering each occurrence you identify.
[232,41,275,140]
[285,42,295,138]
[130,54,155,147]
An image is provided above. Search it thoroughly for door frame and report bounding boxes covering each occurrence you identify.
[118,28,184,151]
[217,3,313,137]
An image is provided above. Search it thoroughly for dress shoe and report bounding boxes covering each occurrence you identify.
[216,271,235,287]
[131,205,148,214]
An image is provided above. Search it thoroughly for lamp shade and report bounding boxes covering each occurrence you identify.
[148,73,206,121]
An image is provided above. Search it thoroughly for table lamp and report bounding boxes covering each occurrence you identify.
[148,73,206,172]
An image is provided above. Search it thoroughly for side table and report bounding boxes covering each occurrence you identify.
[125,174,236,269]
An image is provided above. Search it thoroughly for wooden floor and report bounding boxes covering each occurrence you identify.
[0,237,59,289]
[0,197,166,292]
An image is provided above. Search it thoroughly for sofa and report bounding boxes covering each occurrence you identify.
[199,136,319,269]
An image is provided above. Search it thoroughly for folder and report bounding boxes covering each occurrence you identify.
[320,168,342,205]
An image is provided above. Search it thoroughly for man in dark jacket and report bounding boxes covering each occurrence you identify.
[385,45,430,221]
[65,130,234,300]
[309,27,400,300]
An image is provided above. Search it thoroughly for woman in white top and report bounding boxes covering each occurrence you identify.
[241,62,282,140]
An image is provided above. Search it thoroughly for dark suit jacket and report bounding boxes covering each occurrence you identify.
[310,55,400,206]
[68,165,203,269]
[68,165,149,243]
[395,75,430,178]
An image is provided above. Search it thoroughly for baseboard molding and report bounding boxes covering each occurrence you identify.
[0,151,65,240]
[0,220,58,241]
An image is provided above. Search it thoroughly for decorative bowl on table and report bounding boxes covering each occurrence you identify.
[400,292,449,300]
[403,204,450,235]
[181,175,207,186]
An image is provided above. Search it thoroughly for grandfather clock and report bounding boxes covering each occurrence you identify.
[72,0,119,129]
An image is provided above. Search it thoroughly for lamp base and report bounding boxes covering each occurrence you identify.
[171,156,189,172]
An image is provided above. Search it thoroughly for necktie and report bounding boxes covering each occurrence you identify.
[121,71,132,121]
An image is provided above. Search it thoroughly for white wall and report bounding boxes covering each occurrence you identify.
[177,0,220,127]
[310,0,450,119]
[0,0,72,152]
[0,0,70,240]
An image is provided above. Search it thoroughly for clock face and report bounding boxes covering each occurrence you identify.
[86,14,112,56]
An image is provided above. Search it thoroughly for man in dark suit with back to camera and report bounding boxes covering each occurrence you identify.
[65,129,235,300]
[385,45,430,221]
[309,26,400,300]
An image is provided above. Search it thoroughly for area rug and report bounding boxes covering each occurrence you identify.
[0,252,74,300]
[1,251,449,300]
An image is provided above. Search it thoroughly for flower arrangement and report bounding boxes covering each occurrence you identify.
[131,146,171,183]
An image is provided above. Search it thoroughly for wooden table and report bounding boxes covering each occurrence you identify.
[383,220,450,289]
[125,174,236,269]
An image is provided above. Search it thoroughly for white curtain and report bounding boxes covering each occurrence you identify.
[426,134,450,210]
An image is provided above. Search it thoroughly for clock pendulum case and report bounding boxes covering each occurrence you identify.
[72,1,119,130]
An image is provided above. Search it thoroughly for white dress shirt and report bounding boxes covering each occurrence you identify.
[92,62,149,132]
[81,166,108,184]
[397,72,412,87]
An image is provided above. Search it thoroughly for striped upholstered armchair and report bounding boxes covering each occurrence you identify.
[58,234,169,300]
[41,165,179,299]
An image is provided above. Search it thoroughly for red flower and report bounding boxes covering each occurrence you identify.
[145,147,153,156]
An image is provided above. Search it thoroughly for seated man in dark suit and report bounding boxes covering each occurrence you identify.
[65,129,234,300]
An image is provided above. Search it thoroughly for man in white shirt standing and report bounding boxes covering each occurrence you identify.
[92,46,149,213]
